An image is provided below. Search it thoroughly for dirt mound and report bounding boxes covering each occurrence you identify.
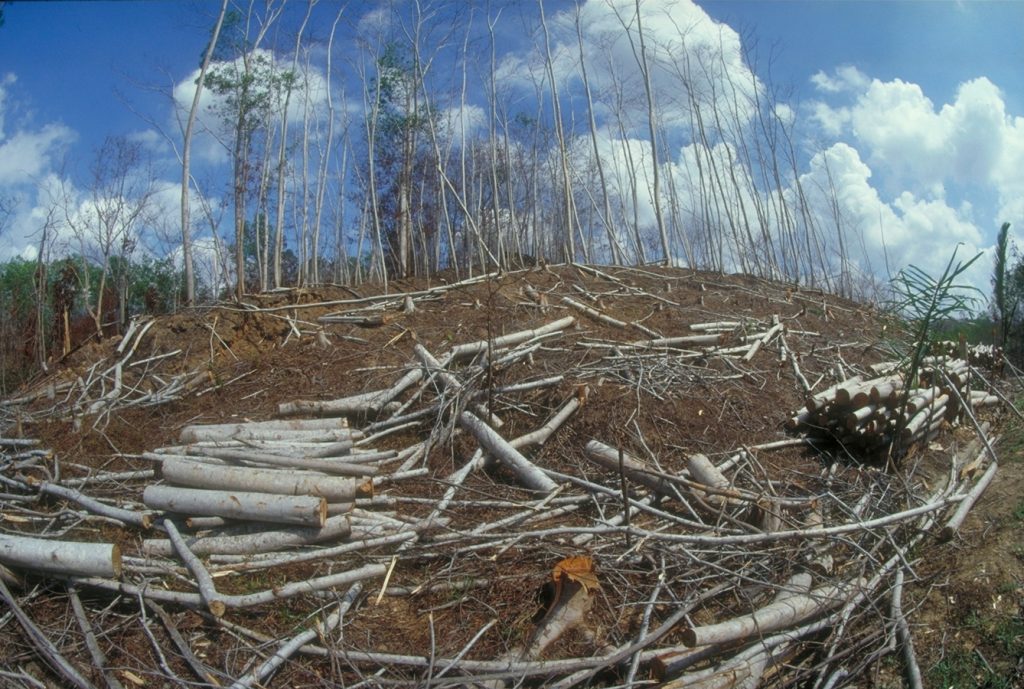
[0,264,1019,688]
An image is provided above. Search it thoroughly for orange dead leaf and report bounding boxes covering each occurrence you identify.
[552,555,599,592]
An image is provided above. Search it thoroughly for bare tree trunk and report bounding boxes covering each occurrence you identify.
[574,6,622,265]
[623,0,670,263]
[181,0,228,306]
[538,0,576,263]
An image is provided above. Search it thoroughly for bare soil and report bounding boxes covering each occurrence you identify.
[1,264,1021,688]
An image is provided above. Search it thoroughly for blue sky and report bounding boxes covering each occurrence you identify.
[1,0,1022,297]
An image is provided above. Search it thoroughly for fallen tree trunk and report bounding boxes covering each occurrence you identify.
[0,534,121,579]
[583,439,680,499]
[73,562,387,610]
[681,579,862,648]
[686,454,735,506]
[176,446,380,477]
[939,459,998,542]
[143,485,327,527]
[158,457,372,502]
[459,411,558,493]
[142,515,353,557]
[163,519,227,617]
[36,481,152,529]
[449,316,576,361]
[180,417,353,443]
[278,384,401,415]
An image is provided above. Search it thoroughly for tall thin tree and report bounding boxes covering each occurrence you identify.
[181,0,229,306]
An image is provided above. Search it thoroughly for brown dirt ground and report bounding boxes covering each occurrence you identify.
[1,264,1021,688]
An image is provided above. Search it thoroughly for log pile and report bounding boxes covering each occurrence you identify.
[786,357,1002,453]
[0,266,1015,689]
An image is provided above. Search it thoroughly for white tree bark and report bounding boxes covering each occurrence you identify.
[180,417,353,443]
[459,411,557,493]
[0,534,121,578]
[143,514,352,557]
[158,457,371,502]
[144,485,327,527]
[681,579,862,648]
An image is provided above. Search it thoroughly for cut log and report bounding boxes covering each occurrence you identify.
[939,459,998,542]
[143,515,352,557]
[0,534,121,578]
[686,454,733,506]
[448,316,576,360]
[180,417,351,443]
[681,579,861,647]
[806,376,862,412]
[561,296,660,337]
[458,411,557,493]
[181,427,358,444]
[158,457,372,502]
[177,446,380,477]
[144,485,327,527]
[629,333,725,349]
[583,439,678,499]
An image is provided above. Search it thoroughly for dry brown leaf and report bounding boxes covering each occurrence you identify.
[552,555,599,592]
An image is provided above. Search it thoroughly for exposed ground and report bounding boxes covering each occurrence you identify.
[0,264,1020,688]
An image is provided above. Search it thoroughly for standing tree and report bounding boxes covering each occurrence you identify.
[363,42,435,279]
[201,1,284,300]
[180,0,229,307]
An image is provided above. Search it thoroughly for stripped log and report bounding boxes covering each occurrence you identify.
[681,579,862,647]
[158,457,372,502]
[143,485,327,527]
[583,440,679,499]
[687,454,734,506]
[459,411,557,493]
[0,534,121,578]
[175,446,380,477]
[448,316,576,360]
[180,417,352,443]
[142,515,352,557]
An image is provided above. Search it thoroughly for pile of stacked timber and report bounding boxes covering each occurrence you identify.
[785,357,1001,453]
[930,340,1003,369]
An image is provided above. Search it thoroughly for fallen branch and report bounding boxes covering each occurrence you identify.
[163,519,227,617]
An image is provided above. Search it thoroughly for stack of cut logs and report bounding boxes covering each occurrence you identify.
[930,340,1003,370]
[140,418,381,570]
[786,357,1000,452]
